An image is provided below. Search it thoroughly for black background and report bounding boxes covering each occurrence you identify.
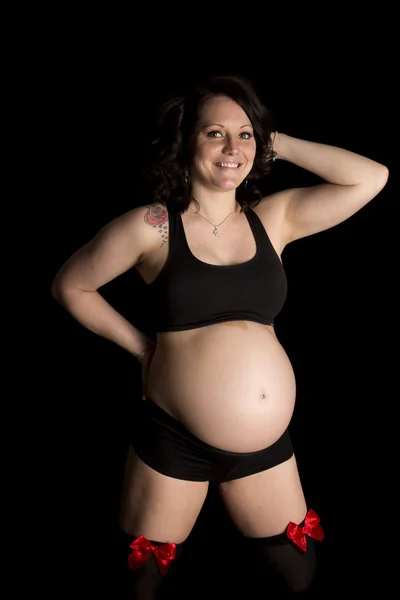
[38,20,398,598]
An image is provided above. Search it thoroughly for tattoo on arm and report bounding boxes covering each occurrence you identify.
[144,204,169,248]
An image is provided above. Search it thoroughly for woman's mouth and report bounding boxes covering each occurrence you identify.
[213,162,242,168]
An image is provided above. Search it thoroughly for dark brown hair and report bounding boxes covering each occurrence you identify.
[141,74,276,215]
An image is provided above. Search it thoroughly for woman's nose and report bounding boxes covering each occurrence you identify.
[223,136,239,155]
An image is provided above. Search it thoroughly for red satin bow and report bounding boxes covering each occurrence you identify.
[286,508,324,553]
[128,535,177,575]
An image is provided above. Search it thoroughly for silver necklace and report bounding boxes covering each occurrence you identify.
[189,202,238,237]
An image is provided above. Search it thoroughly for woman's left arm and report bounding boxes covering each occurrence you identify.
[273,132,389,244]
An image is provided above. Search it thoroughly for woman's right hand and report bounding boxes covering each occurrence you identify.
[139,342,157,400]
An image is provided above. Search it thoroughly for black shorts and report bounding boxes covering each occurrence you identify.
[132,398,293,484]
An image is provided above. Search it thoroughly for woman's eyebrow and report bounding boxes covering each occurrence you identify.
[202,123,253,129]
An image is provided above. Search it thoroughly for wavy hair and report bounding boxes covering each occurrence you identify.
[141,74,276,215]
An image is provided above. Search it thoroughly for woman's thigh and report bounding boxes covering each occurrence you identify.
[218,454,307,537]
[118,446,209,543]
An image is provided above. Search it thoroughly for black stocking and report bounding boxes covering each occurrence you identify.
[245,531,318,595]
[114,529,184,600]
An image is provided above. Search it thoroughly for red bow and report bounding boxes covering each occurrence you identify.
[286,508,324,553]
[128,535,177,575]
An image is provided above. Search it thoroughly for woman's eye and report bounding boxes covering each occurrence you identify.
[206,131,254,139]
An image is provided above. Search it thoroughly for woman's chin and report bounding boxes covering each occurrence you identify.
[216,178,240,190]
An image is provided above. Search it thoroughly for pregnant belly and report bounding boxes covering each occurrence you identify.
[146,322,297,452]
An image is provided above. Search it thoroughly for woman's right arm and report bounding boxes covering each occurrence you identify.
[51,205,159,361]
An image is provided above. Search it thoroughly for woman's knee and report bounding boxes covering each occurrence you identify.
[244,533,318,593]
[244,508,324,594]
[113,527,186,600]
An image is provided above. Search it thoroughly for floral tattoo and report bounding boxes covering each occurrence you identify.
[144,204,169,248]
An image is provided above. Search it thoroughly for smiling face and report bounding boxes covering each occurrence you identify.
[190,95,256,191]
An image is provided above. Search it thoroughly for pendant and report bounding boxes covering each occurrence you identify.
[213,227,220,237]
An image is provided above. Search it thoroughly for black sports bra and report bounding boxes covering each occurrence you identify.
[144,207,287,332]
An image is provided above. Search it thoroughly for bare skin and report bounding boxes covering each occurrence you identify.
[51,96,388,547]
[119,199,306,540]
[139,203,296,452]
[118,446,209,543]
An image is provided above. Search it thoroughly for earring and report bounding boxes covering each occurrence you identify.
[184,171,188,185]
[244,178,248,187]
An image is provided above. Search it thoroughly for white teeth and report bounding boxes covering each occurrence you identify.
[215,162,240,168]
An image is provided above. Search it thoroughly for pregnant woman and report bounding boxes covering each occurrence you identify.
[51,74,388,598]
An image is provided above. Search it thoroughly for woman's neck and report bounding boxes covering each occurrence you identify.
[188,193,240,223]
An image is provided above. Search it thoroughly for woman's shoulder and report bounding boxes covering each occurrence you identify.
[114,202,169,232]
[94,202,170,267]
[140,202,170,228]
